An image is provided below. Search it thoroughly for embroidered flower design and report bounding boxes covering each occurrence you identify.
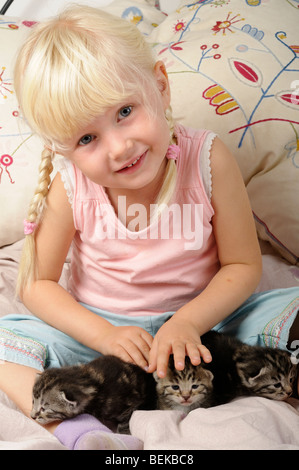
[121,7,143,26]
[173,20,186,33]
[203,84,239,115]
[0,153,15,184]
[158,42,185,55]
[212,12,245,35]
[0,67,13,100]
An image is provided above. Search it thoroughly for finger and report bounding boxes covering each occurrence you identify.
[198,344,212,363]
[156,352,171,378]
[123,339,152,370]
[140,330,154,350]
[172,342,187,371]
[132,336,152,364]
[185,343,202,366]
[147,341,158,374]
[115,346,136,365]
[150,342,172,378]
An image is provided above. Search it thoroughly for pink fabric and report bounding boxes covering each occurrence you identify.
[23,219,37,235]
[166,144,180,160]
[68,125,220,316]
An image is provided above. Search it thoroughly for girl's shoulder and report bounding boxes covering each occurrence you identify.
[54,157,75,208]
[175,123,215,143]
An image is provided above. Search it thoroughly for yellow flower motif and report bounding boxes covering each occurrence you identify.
[203,84,239,115]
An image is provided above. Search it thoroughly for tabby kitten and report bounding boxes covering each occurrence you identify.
[154,355,214,412]
[202,330,296,403]
[31,355,157,433]
[154,331,296,412]
[233,343,296,400]
[31,332,296,429]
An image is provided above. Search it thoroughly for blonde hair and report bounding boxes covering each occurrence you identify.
[15,5,177,295]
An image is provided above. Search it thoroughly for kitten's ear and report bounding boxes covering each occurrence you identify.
[153,371,159,382]
[248,366,267,383]
[60,391,77,409]
[239,366,268,387]
[205,369,214,381]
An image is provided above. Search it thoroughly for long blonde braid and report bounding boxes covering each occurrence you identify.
[154,105,178,219]
[16,147,54,296]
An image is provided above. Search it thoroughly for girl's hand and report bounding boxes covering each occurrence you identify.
[147,316,212,378]
[99,325,153,371]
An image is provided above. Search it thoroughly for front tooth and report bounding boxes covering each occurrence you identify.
[127,157,139,168]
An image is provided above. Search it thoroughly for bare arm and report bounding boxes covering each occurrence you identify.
[148,137,262,377]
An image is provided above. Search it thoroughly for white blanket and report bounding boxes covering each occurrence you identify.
[1,389,299,450]
[130,397,299,450]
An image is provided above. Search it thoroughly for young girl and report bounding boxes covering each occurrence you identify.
[0,5,298,450]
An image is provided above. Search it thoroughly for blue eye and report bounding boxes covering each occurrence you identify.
[79,134,95,146]
[171,385,180,391]
[119,106,132,119]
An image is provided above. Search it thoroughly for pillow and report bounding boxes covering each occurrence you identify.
[0,17,43,248]
[0,0,164,248]
[148,0,299,265]
[103,0,165,35]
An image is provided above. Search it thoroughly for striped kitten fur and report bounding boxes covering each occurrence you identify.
[154,355,214,412]
[154,331,296,411]
[31,354,157,433]
[31,332,296,429]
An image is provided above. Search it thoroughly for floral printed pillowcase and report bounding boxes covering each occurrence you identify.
[149,0,299,265]
[1,0,298,267]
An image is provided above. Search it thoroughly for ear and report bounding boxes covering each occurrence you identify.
[247,366,267,385]
[205,369,214,382]
[154,60,171,110]
[60,391,78,409]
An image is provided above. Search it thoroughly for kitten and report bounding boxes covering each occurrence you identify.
[233,343,296,400]
[202,330,296,403]
[31,355,157,433]
[153,355,214,412]
[154,331,296,412]
[31,332,296,429]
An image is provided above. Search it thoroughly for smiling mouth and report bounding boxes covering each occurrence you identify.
[125,155,142,168]
[117,151,147,173]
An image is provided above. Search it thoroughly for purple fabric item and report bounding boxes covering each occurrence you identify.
[54,414,111,449]
[54,414,143,450]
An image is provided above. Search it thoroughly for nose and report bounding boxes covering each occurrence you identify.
[182,393,191,401]
[106,131,134,161]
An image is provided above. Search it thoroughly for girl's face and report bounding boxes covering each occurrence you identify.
[62,62,171,198]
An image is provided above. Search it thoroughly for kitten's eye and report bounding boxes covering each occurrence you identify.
[119,106,132,120]
[171,385,180,391]
[79,134,95,146]
[273,383,281,389]
[192,384,199,390]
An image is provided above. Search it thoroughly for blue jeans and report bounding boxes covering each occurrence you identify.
[0,287,298,371]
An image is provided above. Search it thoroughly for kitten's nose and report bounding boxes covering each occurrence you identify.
[182,394,191,401]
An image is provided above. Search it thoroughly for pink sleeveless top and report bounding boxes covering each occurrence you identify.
[67,125,220,316]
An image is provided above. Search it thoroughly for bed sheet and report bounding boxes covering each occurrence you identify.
[0,240,299,449]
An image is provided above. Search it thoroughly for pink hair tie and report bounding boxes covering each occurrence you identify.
[24,219,37,235]
[166,144,180,161]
